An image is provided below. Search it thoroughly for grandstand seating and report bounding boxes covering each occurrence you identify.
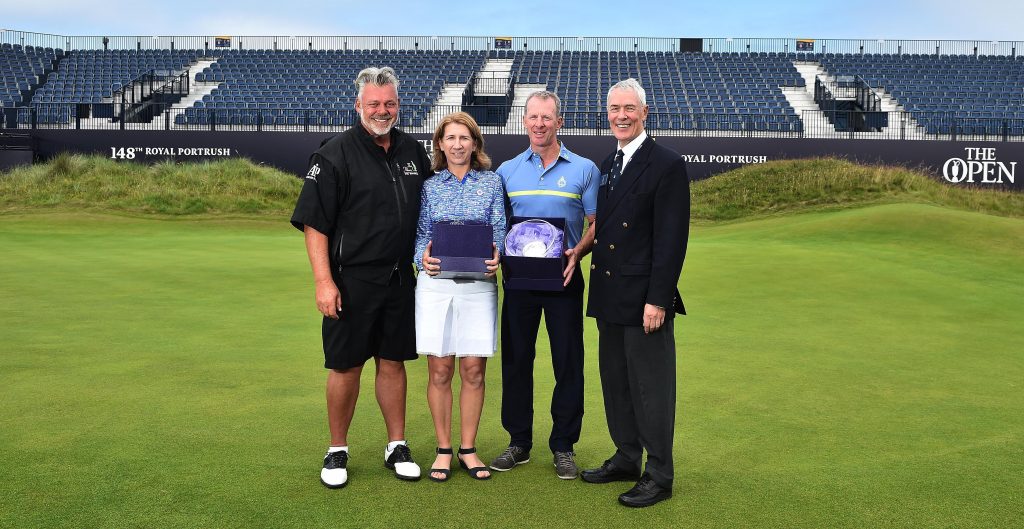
[23,49,198,124]
[36,49,197,102]
[181,49,485,127]
[498,50,805,131]
[1,44,61,109]
[1,42,1022,135]
[815,53,1024,135]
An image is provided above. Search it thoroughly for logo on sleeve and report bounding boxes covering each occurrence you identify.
[402,161,418,176]
[306,164,321,182]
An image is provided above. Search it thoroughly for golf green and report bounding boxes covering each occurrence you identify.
[1,204,1021,528]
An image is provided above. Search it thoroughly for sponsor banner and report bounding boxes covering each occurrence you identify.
[109,146,233,160]
[32,130,324,168]
[941,147,1016,185]
[549,136,1021,190]
[28,131,1023,192]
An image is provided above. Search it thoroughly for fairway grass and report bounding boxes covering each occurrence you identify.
[1,205,1022,528]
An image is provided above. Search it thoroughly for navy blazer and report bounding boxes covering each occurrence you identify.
[586,136,690,326]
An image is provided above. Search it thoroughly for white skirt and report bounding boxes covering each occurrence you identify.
[415,273,497,357]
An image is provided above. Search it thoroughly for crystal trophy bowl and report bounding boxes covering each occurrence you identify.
[505,219,563,258]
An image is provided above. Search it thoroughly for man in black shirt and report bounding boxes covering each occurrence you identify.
[291,66,432,488]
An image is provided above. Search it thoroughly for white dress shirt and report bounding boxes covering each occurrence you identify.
[617,130,648,173]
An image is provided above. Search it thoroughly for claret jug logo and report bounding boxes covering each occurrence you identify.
[943,147,1016,185]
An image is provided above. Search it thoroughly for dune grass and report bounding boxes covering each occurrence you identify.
[3,154,1022,221]
[0,153,300,216]
[692,157,1024,221]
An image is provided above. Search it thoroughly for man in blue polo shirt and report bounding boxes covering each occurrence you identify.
[490,90,600,480]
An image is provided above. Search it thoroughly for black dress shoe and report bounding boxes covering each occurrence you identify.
[580,459,641,484]
[618,474,672,508]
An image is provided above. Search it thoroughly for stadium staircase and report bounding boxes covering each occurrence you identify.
[473,58,514,96]
[163,58,218,126]
[425,57,516,132]
[781,68,819,125]
[460,57,516,128]
[425,83,467,132]
[792,58,922,138]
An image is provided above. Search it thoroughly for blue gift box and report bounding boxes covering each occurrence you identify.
[432,221,493,279]
[502,216,567,291]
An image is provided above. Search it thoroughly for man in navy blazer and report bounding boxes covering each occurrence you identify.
[581,78,690,508]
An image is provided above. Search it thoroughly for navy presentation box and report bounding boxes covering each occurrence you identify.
[432,221,492,279]
[502,216,567,292]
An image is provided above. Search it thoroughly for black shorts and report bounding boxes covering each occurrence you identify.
[322,274,417,370]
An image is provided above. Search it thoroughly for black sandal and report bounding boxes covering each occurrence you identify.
[457,447,492,480]
[428,447,453,482]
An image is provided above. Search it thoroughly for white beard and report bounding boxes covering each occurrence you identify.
[360,111,399,137]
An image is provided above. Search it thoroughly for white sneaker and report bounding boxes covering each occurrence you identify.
[384,442,421,481]
[321,450,349,488]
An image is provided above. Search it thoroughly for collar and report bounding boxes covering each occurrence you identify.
[618,130,647,169]
[437,168,478,182]
[524,141,571,164]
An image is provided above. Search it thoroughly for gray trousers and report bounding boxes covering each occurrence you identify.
[596,318,677,489]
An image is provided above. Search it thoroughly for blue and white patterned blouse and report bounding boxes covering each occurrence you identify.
[414,168,506,272]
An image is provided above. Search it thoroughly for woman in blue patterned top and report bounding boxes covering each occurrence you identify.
[416,112,505,482]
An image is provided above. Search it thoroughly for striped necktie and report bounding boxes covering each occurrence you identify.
[608,149,624,191]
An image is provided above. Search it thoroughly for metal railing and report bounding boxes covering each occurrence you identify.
[3,29,1023,56]
[114,69,170,107]
[815,77,837,105]
[815,75,883,114]
[854,76,883,113]
[468,72,515,97]
[704,38,1020,57]
[9,103,1024,142]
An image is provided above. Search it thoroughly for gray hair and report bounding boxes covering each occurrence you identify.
[607,78,647,107]
[524,90,562,118]
[354,66,400,100]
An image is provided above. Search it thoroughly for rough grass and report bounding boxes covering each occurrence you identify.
[692,157,1024,222]
[0,153,301,216]
[3,155,1022,223]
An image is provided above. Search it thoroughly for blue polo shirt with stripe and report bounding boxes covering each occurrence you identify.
[496,143,600,249]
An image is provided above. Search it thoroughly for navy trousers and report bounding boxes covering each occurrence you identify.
[499,268,585,454]
[596,318,676,489]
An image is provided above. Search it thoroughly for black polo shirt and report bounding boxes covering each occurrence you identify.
[291,125,432,285]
